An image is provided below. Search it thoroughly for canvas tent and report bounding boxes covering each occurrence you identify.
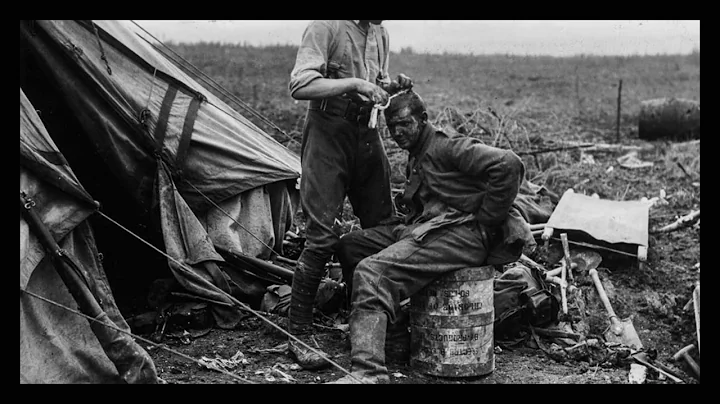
[21,88,159,383]
[20,20,302,383]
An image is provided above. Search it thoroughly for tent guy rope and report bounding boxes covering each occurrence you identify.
[95,210,364,383]
[20,288,255,384]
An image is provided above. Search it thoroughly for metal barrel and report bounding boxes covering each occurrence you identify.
[409,266,495,378]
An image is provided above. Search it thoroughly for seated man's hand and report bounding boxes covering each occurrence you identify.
[382,74,413,95]
[396,73,413,90]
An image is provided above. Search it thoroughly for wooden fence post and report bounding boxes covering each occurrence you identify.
[575,65,582,116]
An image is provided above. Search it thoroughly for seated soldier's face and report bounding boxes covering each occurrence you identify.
[386,106,422,150]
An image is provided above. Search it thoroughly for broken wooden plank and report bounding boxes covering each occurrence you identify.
[583,143,655,154]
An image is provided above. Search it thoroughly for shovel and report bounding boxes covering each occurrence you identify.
[588,268,643,350]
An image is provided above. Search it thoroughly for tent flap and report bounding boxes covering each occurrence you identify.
[21,20,300,213]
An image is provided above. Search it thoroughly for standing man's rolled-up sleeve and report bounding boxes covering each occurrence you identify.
[288,21,336,98]
[376,26,392,87]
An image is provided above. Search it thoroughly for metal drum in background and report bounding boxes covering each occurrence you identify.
[409,266,495,378]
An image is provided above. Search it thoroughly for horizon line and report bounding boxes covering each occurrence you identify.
[163,40,701,58]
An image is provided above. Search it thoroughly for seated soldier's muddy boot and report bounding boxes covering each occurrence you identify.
[325,310,390,384]
[287,262,331,370]
[385,309,410,365]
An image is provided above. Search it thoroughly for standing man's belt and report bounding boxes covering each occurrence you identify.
[310,97,373,124]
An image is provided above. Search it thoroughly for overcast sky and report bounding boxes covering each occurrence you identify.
[135,20,700,57]
[136,20,700,56]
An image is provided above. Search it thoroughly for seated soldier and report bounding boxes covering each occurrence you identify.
[329,90,532,383]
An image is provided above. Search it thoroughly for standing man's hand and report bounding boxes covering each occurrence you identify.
[354,80,390,105]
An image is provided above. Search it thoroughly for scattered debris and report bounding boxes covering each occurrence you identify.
[199,350,248,373]
[275,362,302,371]
[271,364,298,382]
[166,329,193,345]
[249,342,288,354]
[580,153,595,165]
[628,363,647,384]
[640,190,669,208]
[617,151,654,169]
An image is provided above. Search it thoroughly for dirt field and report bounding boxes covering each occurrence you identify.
[134,45,699,384]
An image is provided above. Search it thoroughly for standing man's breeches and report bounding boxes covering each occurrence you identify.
[299,109,394,273]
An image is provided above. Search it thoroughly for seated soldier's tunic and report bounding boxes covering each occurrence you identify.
[336,123,531,325]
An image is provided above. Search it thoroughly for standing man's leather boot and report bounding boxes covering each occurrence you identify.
[326,310,390,384]
[287,261,331,370]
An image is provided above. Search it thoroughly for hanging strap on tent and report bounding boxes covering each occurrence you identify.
[91,21,112,75]
[175,94,204,172]
[153,84,178,153]
[129,21,300,150]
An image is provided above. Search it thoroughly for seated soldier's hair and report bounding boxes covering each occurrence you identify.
[385,90,426,118]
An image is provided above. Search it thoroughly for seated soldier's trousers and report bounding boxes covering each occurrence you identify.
[339,220,491,376]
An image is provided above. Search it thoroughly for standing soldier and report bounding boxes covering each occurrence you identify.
[287,20,413,370]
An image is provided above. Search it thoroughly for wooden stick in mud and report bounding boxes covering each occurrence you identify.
[559,235,568,315]
[516,143,595,156]
[519,254,548,272]
[560,233,574,283]
[549,236,638,259]
[582,143,654,153]
[652,210,700,234]
[531,326,582,341]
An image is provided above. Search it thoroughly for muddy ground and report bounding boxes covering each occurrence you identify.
[138,135,700,385]
[122,49,700,384]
